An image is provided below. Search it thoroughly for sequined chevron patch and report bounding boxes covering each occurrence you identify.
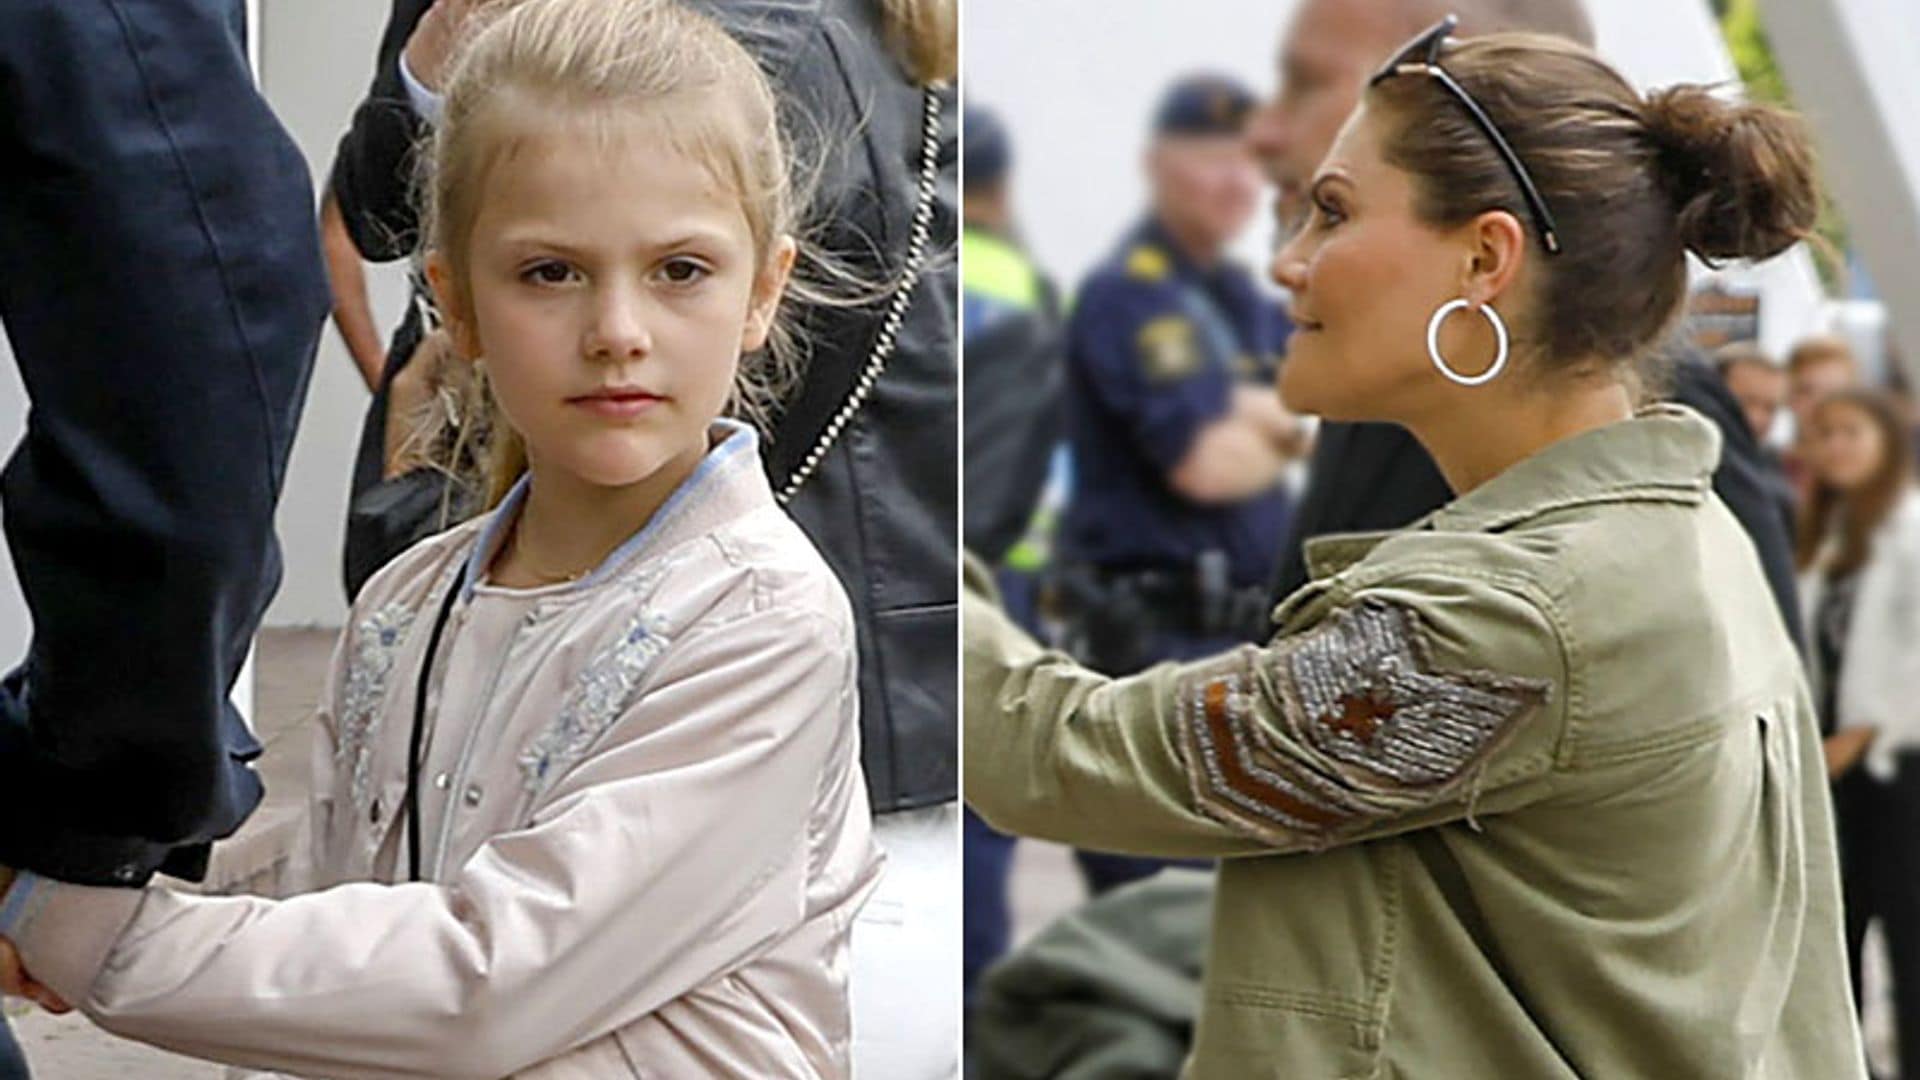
[1174,598,1550,847]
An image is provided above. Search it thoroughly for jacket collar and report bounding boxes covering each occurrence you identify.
[461,419,769,598]
[1303,404,1721,579]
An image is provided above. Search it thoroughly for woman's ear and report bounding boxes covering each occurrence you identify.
[742,236,798,353]
[424,251,483,360]
[1460,209,1527,309]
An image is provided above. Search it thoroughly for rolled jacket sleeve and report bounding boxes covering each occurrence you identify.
[6,605,854,1080]
[965,566,1568,858]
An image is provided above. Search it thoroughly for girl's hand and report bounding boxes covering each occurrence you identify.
[0,937,72,1015]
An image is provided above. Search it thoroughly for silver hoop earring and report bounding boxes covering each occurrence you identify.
[1426,298,1508,387]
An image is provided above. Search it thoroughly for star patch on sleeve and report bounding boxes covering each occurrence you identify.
[1172,598,1552,848]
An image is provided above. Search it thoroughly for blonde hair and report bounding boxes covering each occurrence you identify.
[422,0,809,507]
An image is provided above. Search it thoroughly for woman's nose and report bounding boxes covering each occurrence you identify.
[1270,235,1308,292]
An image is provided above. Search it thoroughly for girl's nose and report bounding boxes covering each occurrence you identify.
[585,289,652,361]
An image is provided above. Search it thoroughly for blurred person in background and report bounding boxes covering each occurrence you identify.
[1247,0,1806,654]
[960,102,1066,1028]
[1719,341,1790,445]
[1717,340,1798,541]
[1054,72,1300,896]
[961,105,1065,628]
[1797,388,1920,1077]
[1787,334,1864,501]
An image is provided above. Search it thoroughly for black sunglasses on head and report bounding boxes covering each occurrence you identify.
[1369,14,1562,255]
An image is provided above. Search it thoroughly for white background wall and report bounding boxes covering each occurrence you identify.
[965,0,1827,356]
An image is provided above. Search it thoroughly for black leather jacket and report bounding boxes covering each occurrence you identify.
[330,0,956,812]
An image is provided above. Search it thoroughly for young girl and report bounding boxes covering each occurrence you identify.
[0,0,881,1075]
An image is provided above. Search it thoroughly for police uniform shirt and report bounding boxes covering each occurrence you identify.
[1060,217,1292,588]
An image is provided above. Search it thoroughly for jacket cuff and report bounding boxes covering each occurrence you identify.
[0,872,145,1006]
[397,51,444,124]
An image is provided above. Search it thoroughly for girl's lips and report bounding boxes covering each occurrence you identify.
[568,390,664,420]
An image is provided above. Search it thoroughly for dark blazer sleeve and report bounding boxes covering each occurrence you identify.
[0,0,326,885]
[1668,357,1807,653]
[330,0,434,262]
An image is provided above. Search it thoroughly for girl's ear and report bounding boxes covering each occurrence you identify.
[741,236,798,353]
[425,251,483,360]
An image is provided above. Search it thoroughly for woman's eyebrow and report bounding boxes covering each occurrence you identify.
[1309,172,1352,203]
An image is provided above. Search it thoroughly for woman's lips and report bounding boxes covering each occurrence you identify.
[568,389,664,419]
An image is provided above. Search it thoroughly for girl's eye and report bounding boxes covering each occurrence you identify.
[523,260,577,286]
[1314,199,1346,228]
[658,258,711,285]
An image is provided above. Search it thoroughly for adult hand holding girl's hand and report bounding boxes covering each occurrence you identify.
[404,0,481,92]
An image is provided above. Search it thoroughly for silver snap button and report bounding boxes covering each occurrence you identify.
[463,784,483,808]
[433,772,452,791]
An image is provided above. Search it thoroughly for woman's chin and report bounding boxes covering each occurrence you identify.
[1279,355,1349,421]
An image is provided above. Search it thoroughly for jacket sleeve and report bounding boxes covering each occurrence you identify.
[0,1,325,885]
[2,604,853,1080]
[965,565,1568,857]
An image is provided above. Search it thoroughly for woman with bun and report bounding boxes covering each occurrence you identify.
[964,17,1863,1076]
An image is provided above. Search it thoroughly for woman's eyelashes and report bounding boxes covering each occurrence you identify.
[1312,194,1346,230]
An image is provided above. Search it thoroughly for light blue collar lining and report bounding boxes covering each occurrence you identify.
[460,419,758,599]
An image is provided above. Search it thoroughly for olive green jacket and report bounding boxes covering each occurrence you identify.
[965,406,1863,1078]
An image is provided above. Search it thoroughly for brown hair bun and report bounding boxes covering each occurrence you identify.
[1641,84,1819,263]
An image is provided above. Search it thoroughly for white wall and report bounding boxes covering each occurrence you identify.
[965,0,1827,354]
[258,0,415,628]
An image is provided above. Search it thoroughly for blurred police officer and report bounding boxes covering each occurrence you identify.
[1057,73,1298,893]
[962,105,1065,624]
[961,101,1067,1030]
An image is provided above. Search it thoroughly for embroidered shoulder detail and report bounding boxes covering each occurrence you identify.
[337,602,418,814]
[1174,598,1551,848]
[518,604,671,795]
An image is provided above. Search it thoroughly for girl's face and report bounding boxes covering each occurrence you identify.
[432,110,793,494]
[1269,103,1524,422]
[1812,400,1887,494]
